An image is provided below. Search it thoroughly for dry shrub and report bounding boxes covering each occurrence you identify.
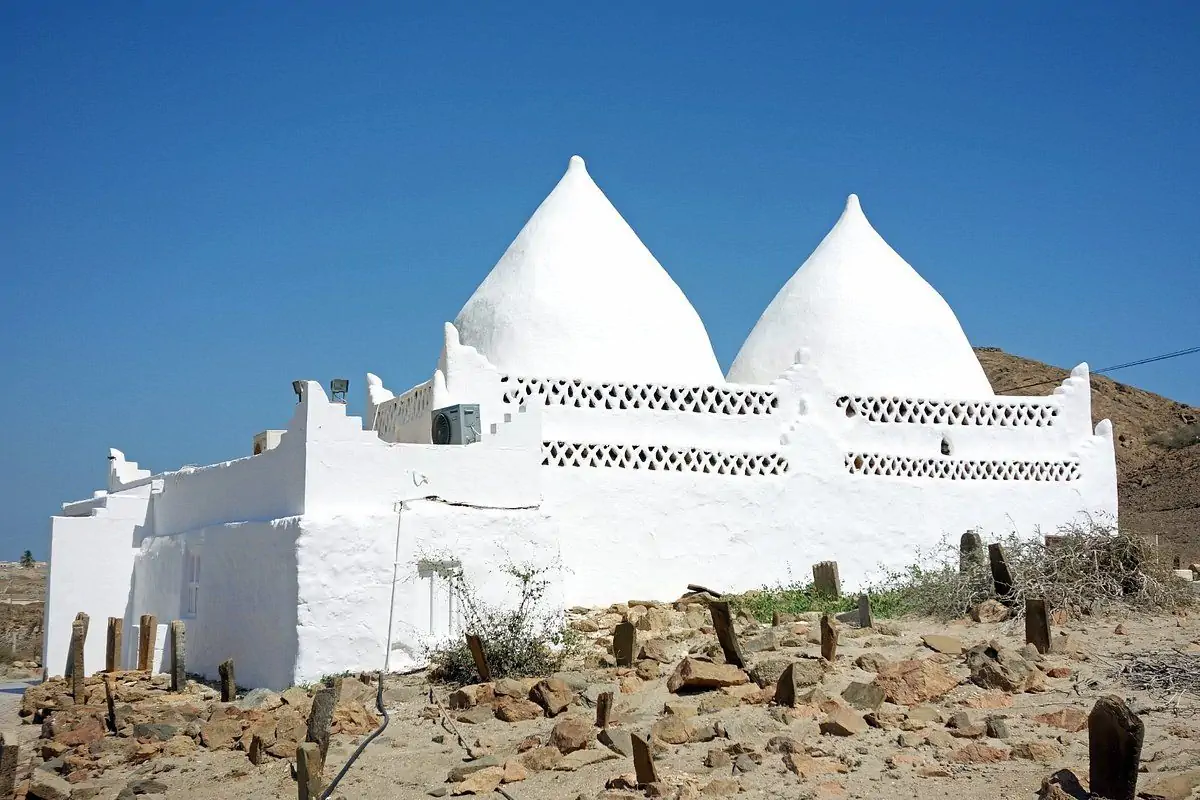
[876,519,1195,619]
[427,561,579,685]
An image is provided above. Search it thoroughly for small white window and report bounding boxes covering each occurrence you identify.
[183,549,201,617]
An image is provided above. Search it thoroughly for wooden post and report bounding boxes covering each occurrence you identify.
[612,621,636,668]
[1024,598,1051,654]
[960,531,986,572]
[137,614,157,671]
[988,544,1015,605]
[857,594,873,629]
[708,601,746,669]
[169,621,186,691]
[812,561,841,598]
[1089,695,1143,800]
[595,691,613,729]
[70,615,87,704]
[296,741,323,800]
[307,687,336,761]
[103,674,117,732]
[465,634,491,682]
[630,732,658,786]
[820,613,839,662]
[218,659,236,702]
[0,729,18,799]
[105,618,123,673]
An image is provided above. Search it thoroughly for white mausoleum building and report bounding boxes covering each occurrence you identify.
[44,156,1118,690]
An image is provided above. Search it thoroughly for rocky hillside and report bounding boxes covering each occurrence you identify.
[976,348,1200,566]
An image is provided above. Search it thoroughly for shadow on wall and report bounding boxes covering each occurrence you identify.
[126,519,301,690]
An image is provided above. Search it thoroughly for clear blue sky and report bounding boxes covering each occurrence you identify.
[2,3,1198,559]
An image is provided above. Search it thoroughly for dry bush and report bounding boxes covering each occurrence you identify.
[427,561,579,685]
[875,519,1195,619]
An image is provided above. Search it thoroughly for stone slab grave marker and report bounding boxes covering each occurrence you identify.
[105,617,123,672]
[218,659,236,702]
[169,620,186,691]
[613,621,637,667]
[307,687,336,761]
[1025,598,1051,655]
[820,613,839,662]
[988,543,1016,605]
[812,561,841,598]
[0,729,18,798]
[103,675,117,731]
[137,614,157,671]
[465,633,491,682]
[70,613,89,704]
[708,600,746,669]
[858,594,873,629]
[595,691,613,729]
[960,531,986,573]
[1089,695,1143,800]
[296,741,323,800]
[630,732,658,786]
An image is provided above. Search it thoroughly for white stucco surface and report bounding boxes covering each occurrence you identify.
[727,195,995,396]
[454,156,724,385]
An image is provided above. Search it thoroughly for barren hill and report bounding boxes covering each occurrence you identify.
[976,347,1200,565]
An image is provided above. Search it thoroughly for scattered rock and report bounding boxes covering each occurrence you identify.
[530,679,574,717]
[704,748,732,768]
[853,653,890,673]
[966,641,1045,693]
[841,682,885,711]
[554,748,616,771]
[748,657,791,689]
[873,660,960,705]
[985,716,1011,739]
[639,639,673,664]
[971,600,1010,623]
[520,746,563,772]
[765,736,803,754]
[819,708,868,737]
[1138,769,1200,800]
[598,728,634,757]
[493,678,531,699]
[451,765,504,795]
[549,717,592,754]
[501,760,528,784]
[447,755,504,782]
[495,697,543,723]
[948,742,1010,763]
[199,718,242,750]
[29,770,73,800]
[651,715,691,745]
[667,658,749,693]
[448,683,495,711]
[1033,708,1088,733]
[782,752,849,779]
[921,635,964,655]
[236,688,281,711]
[1011,741,1063,762]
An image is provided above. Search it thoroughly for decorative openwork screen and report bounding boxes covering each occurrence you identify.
[845,452,1081,482]
[836,396,1059,427]
[503,376,778,416]
[543,441,789,477]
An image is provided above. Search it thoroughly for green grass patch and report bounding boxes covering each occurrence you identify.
[728,579,909,623]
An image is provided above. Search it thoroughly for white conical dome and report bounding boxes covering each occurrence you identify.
[727,195,993,397]
[454,156,723,385]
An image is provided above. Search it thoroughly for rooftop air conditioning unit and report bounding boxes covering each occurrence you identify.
[431,404,481,445]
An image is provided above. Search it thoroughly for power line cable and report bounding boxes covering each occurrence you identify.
[996,345,1200,394]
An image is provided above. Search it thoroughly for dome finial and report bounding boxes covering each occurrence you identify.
[568,155,587,172]
[845,194,862,214]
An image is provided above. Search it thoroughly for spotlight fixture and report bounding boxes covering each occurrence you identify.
[292,380,304,403]
[330,378,349,403]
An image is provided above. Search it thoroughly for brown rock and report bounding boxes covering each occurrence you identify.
[667,658,749,693]
[1138,769,1200,800]
[636,660,662,681]
[873,659,960,705]
[29,770,73,800]
[448,683,495,711]
[819,708,868,736]
[1045,667,1072,679]
[452,765,504,795]
[501,759,528,783]
[200,717,243,750]
[782,752,849,779]
[948,742,1010,763]
[530,678,574,717]
[554,748,616,770]
[841,682,885,711]
[702,777,741,796]
[1033,707,1088,733]
[971,600,1010,623]
[966,641,1044,693]
[492,678,531,699]
[515,735,541,752]
[853,652,890,672]
[921,634,964,655]
[958,690,1014,710]
[639,639,673,664]
[495,697,543,723]
[704,748,732,768]
[267,709,306,759]
[46,711,105,748]
[520,746,563,772]
[651,715,691,745]
[548,717,592,754]
[1010,741,1063,762]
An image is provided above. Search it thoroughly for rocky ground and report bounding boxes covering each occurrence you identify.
[6,591,1200,800]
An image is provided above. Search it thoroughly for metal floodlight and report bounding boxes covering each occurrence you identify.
[292,380,304,403]
[330,378,349,403]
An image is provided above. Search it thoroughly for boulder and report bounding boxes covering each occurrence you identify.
[872,660,960,705]
[966,642,1044,693]
[29,770,74,800]
[639,639,673,664]
[451,765,504,795]
[853,652,890,673]
[236,688,282,711]
[819,708,868,736]
[1010,741,1063,762]
[971,600,1010,623]
[598,728,634,757]
[200,718,243,750]
[448,684,495,711]
[841,682,885,711]
[748,657,791,689]
[530,678,574,717]
[519,746,563,772]
[494,697,543,723]
[667,659,749,693]
[447,755,503,783]
[548,717,592,754]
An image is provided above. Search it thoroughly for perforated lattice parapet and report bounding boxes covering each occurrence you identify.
[503,376,779,415]
[543,441,789,476]
[845,452,1081,481]
[374,381,433,437]
[836,396,1060,427]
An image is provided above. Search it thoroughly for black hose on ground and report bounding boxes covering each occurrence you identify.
[317,671,392,800]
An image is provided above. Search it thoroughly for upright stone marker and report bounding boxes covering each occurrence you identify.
[988,544,1015,605]
[0,729,18,799]
[709,600,746,669]
[105,617,123,673]
[218,659,236,702]
[70,614,88,704]
[812,561,841,598]
[65,611,89,678]
[1089,695,1143,800]
[857,594,873,629]
[169,620,186,691]
[103,675,117,731]
[819,613,839,662]
[138,614,157,671]
[630,732,658,786]
[960,531,986,572]
[1025,598,1051,654]
[465,633,491,682]
[307,687,336,761]
[612,621,637,667]
[774,663,801,707]
[296,741,323,800]
[595,691,613,729]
